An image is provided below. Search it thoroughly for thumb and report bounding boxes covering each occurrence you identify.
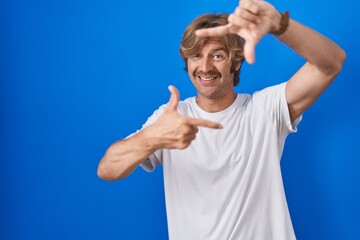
[166,85,180,112]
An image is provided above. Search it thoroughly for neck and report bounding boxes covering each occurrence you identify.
[196,91,237,113]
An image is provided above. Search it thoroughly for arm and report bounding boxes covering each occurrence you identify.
[277,19,346,121]
[97,86,222,181]
[97,128,160,181]
[196,0,346,121]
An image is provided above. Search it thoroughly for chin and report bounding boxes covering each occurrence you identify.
[198,90,221,99]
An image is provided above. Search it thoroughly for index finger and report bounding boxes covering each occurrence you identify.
[195,24,231,37]
[188,118,223,129]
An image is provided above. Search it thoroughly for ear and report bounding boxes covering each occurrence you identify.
[235,62,241,71]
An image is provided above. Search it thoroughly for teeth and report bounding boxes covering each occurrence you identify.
[199,76,216,81]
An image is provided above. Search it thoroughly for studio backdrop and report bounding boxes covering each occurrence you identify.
[1,0,359,239]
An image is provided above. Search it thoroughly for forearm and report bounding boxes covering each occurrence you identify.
[97,86,222,181]
[276,18,346,75]
[97,128,159,181]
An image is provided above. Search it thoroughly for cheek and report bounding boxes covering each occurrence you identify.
[217,65,231,76]
[187,64,197,76]
[186,60,193,70]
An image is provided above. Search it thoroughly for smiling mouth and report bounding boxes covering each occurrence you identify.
[198,75,217,81]
[197,74,220,85]
[195,70,221,84]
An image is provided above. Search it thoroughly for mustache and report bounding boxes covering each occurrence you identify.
[194,70,221,77]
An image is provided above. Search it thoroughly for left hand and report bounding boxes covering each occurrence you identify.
[196,0,281,64]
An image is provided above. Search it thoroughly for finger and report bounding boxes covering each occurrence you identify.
[188,118,223,129]
[191,125,199,134]
[166,85,180,112]
[233,7,258,23]
[240,0,260,14]
[244,39,257,64]
[228,13,256,29]
[195,24,231,37]
[228,24,242,35]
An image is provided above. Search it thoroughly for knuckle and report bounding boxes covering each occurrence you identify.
[235,7,241,15]
[251,5,260,13]
[228,13,236,21]
[179,117,188,125]
[177,141,190,149]
[191,134,197,141]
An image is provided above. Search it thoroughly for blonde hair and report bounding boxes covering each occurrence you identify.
[180,13,245,86]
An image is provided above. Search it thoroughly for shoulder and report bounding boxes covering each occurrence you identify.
[252,83,287,100]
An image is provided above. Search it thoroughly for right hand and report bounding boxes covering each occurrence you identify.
[150,85,223,149]
[195,0,280,64]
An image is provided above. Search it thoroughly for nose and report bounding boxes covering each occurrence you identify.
[198,57,213,72]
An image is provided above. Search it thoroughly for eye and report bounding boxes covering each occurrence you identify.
[212,53,225,61]
[191,53,202,59]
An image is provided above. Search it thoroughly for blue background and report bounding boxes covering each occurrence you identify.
[1,0,359,239]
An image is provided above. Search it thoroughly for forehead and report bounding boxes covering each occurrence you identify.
[199,39,227,52]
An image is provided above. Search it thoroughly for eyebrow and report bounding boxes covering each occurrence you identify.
[211,47,227,52]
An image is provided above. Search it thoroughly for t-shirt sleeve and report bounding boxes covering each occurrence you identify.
[253,82,302,137]
[125,104,166,172]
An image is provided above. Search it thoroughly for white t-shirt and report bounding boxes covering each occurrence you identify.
[139,83,301,240]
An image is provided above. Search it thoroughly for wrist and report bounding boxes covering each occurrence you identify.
[141,124,164,151]
[271,10,290,36]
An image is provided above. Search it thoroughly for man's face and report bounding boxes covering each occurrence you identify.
[187,40,239,100]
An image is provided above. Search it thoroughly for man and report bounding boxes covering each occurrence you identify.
[97,0,345,239]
